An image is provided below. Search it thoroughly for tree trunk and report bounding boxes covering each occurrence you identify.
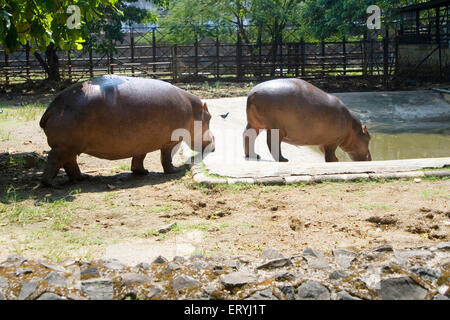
[45,44,61,81]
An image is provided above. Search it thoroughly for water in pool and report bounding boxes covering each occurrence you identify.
[333,90,450,161]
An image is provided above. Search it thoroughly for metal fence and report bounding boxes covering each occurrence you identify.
[0,28,397,86]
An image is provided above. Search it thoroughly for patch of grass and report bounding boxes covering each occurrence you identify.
[119,164,131,171]
[360,202,390,211]
[0,103,46,122]
[150,204,181,214]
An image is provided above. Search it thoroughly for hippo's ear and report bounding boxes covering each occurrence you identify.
[202,102,209,112]
[362,125,368,135]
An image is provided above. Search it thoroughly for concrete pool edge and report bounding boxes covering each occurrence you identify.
[191,157,450,186]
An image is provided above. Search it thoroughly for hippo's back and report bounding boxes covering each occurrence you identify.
[40,76,196,159]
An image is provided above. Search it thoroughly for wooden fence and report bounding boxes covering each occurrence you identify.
[0,30,397,86]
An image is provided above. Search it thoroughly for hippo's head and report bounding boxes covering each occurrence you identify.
[196,103,215,154]
[347,125,372,161]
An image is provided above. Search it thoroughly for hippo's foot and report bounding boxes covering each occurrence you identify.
[132,169,149,176]
[67,173,91,184]
[245,154,261,161]
[278,156,289,163]
[164,165,187,174]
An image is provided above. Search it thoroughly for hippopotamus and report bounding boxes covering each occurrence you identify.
[40,75,215,186]
[244,79,372,162]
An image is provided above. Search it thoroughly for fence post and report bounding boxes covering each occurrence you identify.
[89,48,93,78]
[279,35,283,77]
[67,50,72,81]
[173,44,178,82]
[258,35,262,78]
[383,28,389,88]
[216,35,220,80]
[236,31,242,80]
[343,36,347,76]
[362,31,367,78]
[25,42,31,82]
[130,29,135,76]
[152,29,157,74]
[4,53,9,86]
[300,38,305,77]
[194,34,199,76]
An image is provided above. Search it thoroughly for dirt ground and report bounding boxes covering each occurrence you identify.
[0,91,449,264]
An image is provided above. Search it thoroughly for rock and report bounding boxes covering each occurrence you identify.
[6,254,27,266]
[275,272,296,282]
[213,266,225,276]
[394,250,434,264]
[104,261,124,270]
[297,281,331,300]
[163,263,182,274]
[44,272,67,287]
[190,254,204,261]
[257,258,292,270]
[359,273,381,290]
[301,247,330,270]
[153,256,168,264]
[379,277,428,300]
[170,275,200,291]
[41,263,67,274]
[223,259,240,270]
[136,262,151,270]
[433,294,449,300]
[173,256,186,264]
[37,293,65,300]
[193,260,209,269]
[159,222,177,234]
[329,270,347,280]
[148,286,163,298]
[0,276,8,288]
[438,285,449,296]
[410,266,441,282]
[332,249,357,269]
[245,288,278,300]
[373,244,394,252]
[436,242,450,251]
[220,272,257,290]
[121,273,151,286]
[337,291,362,300]
[280,286,295,300]
[0,291,5,300]
[259,248,285,260]
[80,266,100,279]
[81,278,114,300]
[15,268,33,276]
[18,281,38,300]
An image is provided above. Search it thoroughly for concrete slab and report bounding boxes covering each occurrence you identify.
[196,91,450,183]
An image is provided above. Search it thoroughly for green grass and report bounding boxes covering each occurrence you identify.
[150,204,181,214]
[0,103,47,122]
[360,202,390,211]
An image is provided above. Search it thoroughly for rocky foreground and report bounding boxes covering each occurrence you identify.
[0,243,449,300]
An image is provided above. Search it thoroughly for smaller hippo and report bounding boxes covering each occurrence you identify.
[244,79,372,162]
[40,75,215,186]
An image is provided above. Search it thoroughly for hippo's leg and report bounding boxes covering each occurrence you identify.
[41,148,64,187]
[63,155,89,183]
[320,145,339,162]
[267,129,288,162]
[131,154,149,175]
[244,123,261,160]
[161,142,185,174]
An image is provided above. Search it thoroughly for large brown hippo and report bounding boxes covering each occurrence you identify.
[244,79,372,162]
[40,75,215,186]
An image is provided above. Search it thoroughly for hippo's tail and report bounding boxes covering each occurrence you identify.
[39,102,57,129]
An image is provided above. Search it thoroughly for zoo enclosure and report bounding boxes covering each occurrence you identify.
[0,27,397,86]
